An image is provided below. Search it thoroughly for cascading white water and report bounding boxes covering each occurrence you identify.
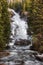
[9,9,28,46]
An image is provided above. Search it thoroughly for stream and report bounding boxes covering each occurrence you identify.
[0,9,43,65]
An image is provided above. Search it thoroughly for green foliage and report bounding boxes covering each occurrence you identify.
[29,0,43,34]
[27,0,43,53]
[0,0,10,50]
[9,2,22,12]
[9,0,32,12]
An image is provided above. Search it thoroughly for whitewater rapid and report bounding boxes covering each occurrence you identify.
[9,9,28,46]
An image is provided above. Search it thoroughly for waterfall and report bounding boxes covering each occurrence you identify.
[8,9,28,46]
[0,9,43,65]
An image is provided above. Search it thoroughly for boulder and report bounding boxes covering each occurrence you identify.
[35,54,43,61]
[38,46,43,53]
[14,39,31,46]
[8,8,15,18]
[5,45,10,49]
[0,64,5,65]
[0,51,10,58]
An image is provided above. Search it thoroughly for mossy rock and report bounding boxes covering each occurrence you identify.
[38,46,43,53]
[41,41,43,45]
[32,36,39,43]
[32,42,40,51]
[32,36,41,51]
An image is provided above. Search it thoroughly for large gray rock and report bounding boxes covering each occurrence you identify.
[14,39,31,46]
[35,54,43,61]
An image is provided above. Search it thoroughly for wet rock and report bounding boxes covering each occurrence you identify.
[0,64,5,65]
[27,30,32,35]
[30,46,34,50]
[0,51,10,58]
[27,29,33,35]
[20,11,29,21]
[20,11,29,17]
[5,45,10,49]
[14,39,31,46]
[14,59,24,65]
[8,8,15,18]
[35,54,43,61]
[32,52,38,56]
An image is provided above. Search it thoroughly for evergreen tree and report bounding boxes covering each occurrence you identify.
[29,0,43,35]
[0,0,10,50]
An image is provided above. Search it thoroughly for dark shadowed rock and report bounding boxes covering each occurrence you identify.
[14,59,24,65]
[27,29,34,35]
[14,39,31,46]
[5,45,10,49]
[35,54,43,61]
